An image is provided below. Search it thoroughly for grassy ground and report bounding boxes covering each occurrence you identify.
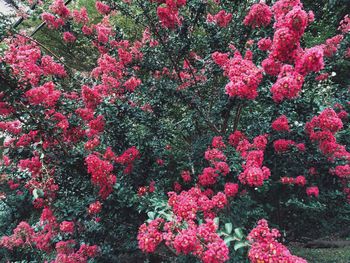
[289,246,350,263]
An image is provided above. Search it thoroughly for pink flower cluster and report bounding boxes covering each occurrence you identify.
[168,187,227,220]
[306,108,350,199]
[271,115,290,132]
[181,170,192,182]
[3,36,66,86]
[156,0,186,29]
[295,46,324,75]
[306,186,319,198]
[42,13,65,29]
[25,82,61,107]
[229,131,271,187]
[0,222,34,249]
[198,137,230,187]
[89,44,141,98]
[248,219,307,263]
[280,175,307,186]
[50,0,70,19]
[332,165,350,179]
[63,32,76,43]
[273,139,295,153]
[243,2,272,28]
[85,154,116,199]
[270,65,304,103]
[257,38,272,51]
[60,221,74,234]
[224,183,239,197]
[139,218,229,263]
[248,0,331,102]
[138,181,156,196]
[1,208,99,262]
[172,220,229,263]
[53,242,98,263]
[88,201,102,215]
[213,50,263,100]
[115,146,140,174]
[207,10,232,28]
[95,1,111,15]
[323,35,344,57]
[338,15,350,33]
[138,218,164,253]
[0,120,22,135]
[305,108,349,160]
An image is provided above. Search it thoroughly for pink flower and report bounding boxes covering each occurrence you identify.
[137,219,164,253]
[181,170,191,182]
[219,51,263,100]
[338,15,350,33]
[224,183,239,197]
[228,130,247,147]
[262,57,282,76]
[95,1,110,15]
[63,32,76,43]
[270,66,304,103]
[138,186,148,196]
[72,7,89,24]
[239,166,270,187]
[296,143,306,151]
[248,219,307,263]
[174,181,182,192]
[273,139,295,153]
[243,2,272,28]
[334,165,350,179]
[271,115,290,132]
[281,177,295,184]
[157,6,182,29]
[257,38,272,51]
[41,13,64,29]
[173,228,200,254]
[207,10,232,27]
[295,46,324,75]
[25,82,61,107]
[295,175,306,186]
[323,35,343,57]
[123,77,141,92]
[306,186,319,197]
[156,159,164,166]
[85,154,115,199]
[88,201,102,214]
[50,0,70,18]
[60,221,74,234]
[211,136,226,149]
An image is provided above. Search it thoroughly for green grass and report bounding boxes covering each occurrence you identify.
[289,246,350,263]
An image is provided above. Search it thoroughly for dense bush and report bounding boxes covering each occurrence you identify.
[0,0,349,262]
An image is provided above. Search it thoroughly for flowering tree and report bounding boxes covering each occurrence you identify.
[0,0,349,262]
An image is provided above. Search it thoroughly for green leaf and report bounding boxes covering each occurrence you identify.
[234,241,248,251]
[224,223,233,234]
[234,228,244,239]
[33,189,39,199]
[33,189,44,199]
[147,211,155,220]
[224,236,235,246]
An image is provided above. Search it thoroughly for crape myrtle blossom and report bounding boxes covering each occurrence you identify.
[0,0,347,261]
[213,50,263,100]
[248,219,307,263]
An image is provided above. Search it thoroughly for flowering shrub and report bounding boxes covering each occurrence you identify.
[0,0,349,262]
[248,219,307,263]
